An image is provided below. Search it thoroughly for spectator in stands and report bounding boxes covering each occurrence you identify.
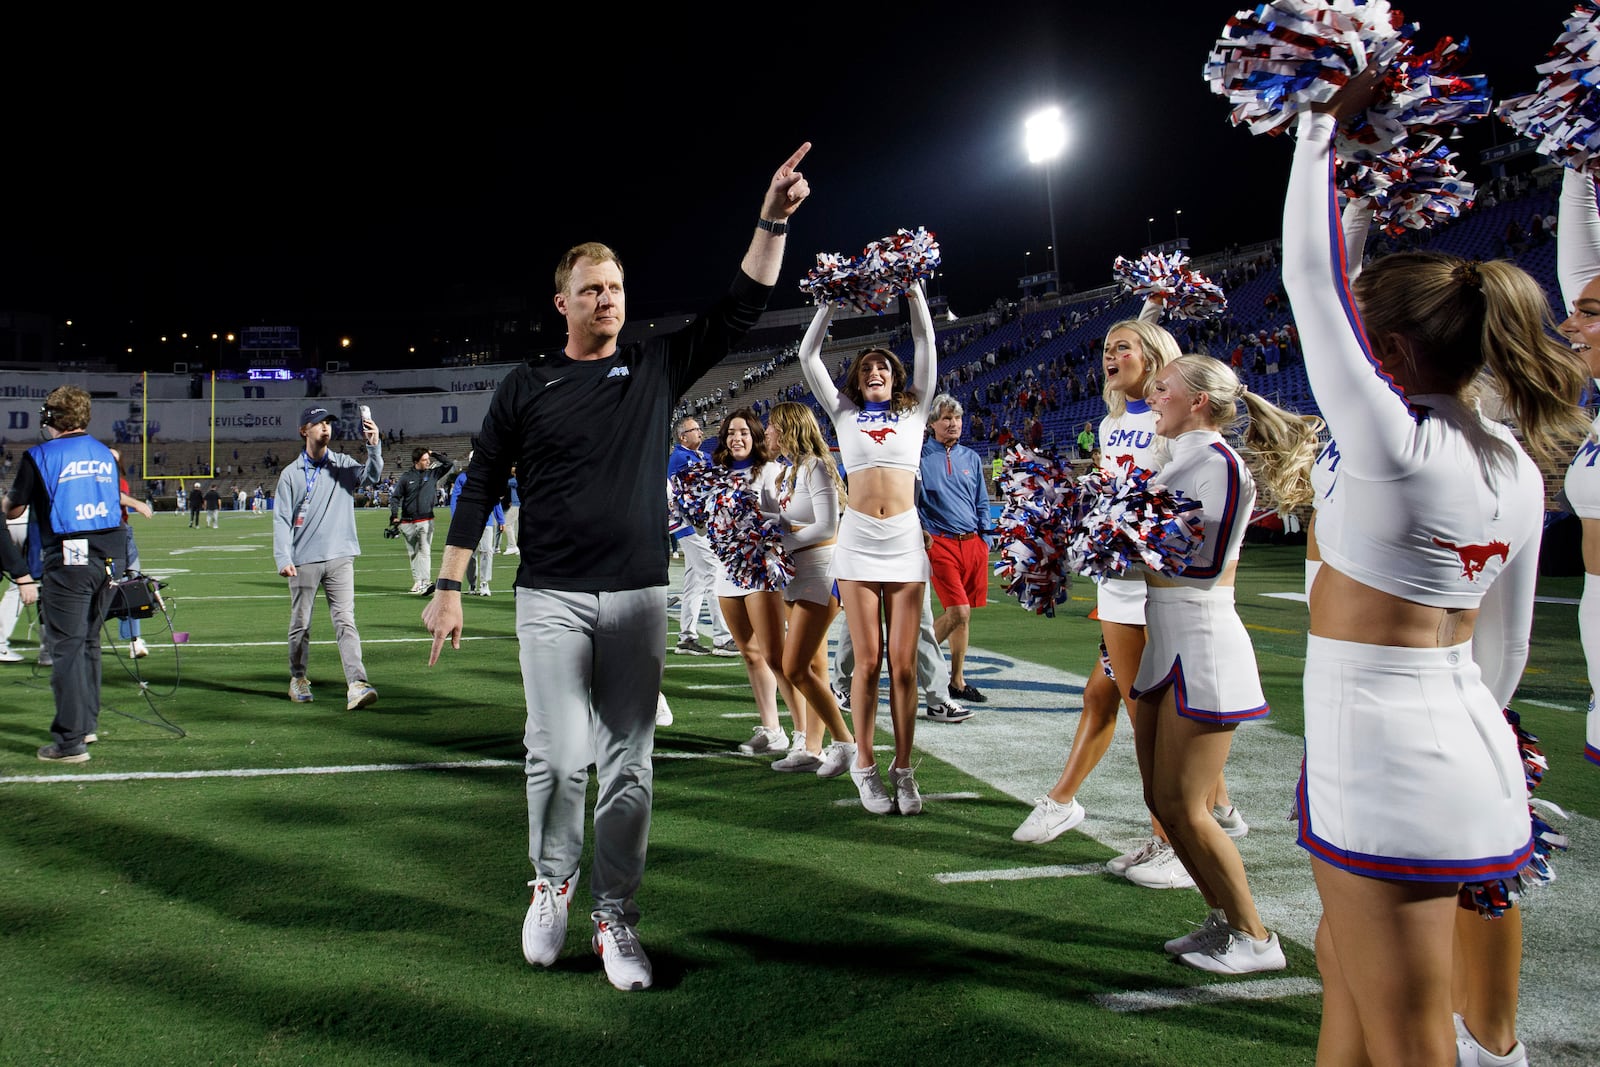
[799,280,938,816]
[422,143,810,992]
[1076,421,1095,460]
[389,446,456,594]
[1284,79,1589,1066]
[917,394,991,707]
[273,406,384,710]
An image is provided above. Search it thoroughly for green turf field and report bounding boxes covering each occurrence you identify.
[1,507,1594,1065]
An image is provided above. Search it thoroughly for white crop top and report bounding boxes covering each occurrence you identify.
[1559,170,1600,519]
[1098,402,1164,478]
[1147,429,1255,589]
[1282,109,1541,655]
[799,285,938,475]
[773,455,841,551]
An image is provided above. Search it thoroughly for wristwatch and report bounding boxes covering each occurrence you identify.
[756,217,789,237]
[434,578,463,592]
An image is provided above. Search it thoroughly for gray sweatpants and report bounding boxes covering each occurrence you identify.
[516,586,666,926]
[286,556,368,685]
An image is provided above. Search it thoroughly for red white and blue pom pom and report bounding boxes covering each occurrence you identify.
[1067,467,1205,581]
[799,227,941,314]
[706,468,794,592]
[1206,1,1490,158]
[1112,251,1229,320]
[668,459,718,528]
[1457,708,1568,918]
[1338,134,1476,234]
[992,445,1083,616]
[1204,0,1414,139]
[1498,3,1600,174]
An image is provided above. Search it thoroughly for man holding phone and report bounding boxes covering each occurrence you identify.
[273,405,384,709]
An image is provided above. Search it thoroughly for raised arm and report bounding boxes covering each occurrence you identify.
[1342,197,1374,284]
[798,301,848,421]
[907,280,938,413]
[1559,166,1600,311]
[1281,104,1418,480]
[739,142,811,286]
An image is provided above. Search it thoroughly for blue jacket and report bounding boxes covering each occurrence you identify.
[917,436,989,539]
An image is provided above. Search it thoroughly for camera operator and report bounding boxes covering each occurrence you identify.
[389,446,455,594]
[3,386,123,763]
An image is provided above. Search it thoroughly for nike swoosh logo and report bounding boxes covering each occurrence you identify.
[545,377,564,388]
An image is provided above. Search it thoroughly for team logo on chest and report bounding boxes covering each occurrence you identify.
[1431,537,1509,580]
[862,426,896,445]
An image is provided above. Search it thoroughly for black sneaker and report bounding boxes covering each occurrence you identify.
[949,682,987,703]
[38,743,90,763]
[676,636,711,656]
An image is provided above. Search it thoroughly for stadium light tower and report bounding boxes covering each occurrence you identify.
[1024,107,1067,294]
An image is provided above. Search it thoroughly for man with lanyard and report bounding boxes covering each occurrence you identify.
[423,143,811,992]
[918,394,992,705]
[666,416,733,656]
[273,406,384,709]
[3,386,123,763]
[389,446,456,594]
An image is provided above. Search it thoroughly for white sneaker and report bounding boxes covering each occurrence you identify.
[521,870,577,967]
[478,585,492,597]
[592,918,653,991]
[1454,1013,1529,1067]
[0,647,23,664]
[655,692,673,727]
[346,682,379,711]
[1212,803,1249,838]
[712,639,741,658]
[1124,840,1197,889]
[130,637,150,659]
[738,725,788,755]
[890,766,923,815]
[772,744,822,773]
[288,676,313,703]
[1177,928,1286,974]
[851,764,894,815]
[409,580,428,595]
[1012,796,1085,843]
[1163,909,1229,954]
[1105,836,1161,876]
[815,741,856,779]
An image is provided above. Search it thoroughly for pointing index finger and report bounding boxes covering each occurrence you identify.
[780,142,811,174]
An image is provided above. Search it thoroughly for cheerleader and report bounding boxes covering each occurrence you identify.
[1557,163,1600,771]
[1283,72,1589,1065]
[711,407,805,757]
[1132,355,1318,973]
[798,280,938,815]
[762,402,859,777]
[1015,307,1242,892]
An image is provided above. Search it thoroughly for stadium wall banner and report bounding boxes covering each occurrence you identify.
[0,363,520,403]
[52,393,497,444]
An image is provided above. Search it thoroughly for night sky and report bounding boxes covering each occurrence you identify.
[0,3,1564,366]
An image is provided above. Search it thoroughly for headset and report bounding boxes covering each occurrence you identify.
[39,402,61,429]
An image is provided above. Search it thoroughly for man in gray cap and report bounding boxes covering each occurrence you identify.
[273,406,384,709]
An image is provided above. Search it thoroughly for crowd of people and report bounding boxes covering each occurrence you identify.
[5,61,1593,1063]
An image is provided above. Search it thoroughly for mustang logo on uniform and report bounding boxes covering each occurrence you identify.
[1431,537,1510,580]
[863,426,897,445]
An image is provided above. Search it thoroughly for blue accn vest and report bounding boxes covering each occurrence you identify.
[28,434,121,536]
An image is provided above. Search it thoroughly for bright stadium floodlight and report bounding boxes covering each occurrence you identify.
[1024,108,1067,294]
